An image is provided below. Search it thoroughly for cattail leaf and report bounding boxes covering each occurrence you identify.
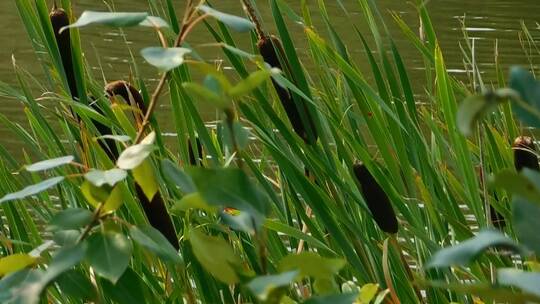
[426,229,526,269]
[60,11,149,33]
[198,5,255,33]
[498,268,540,298]
[25,156,74,172]
[513,198,540,255]
[247,270,299,301]
[140,47,191,72]
[303,293,359,304]
[189,228,241,284]
[84,169,127,187]
[221,43,258,59]
[0,177,65,204]
[0,254,36,277]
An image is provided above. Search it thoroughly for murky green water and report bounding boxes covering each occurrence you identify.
[0,1,538,151]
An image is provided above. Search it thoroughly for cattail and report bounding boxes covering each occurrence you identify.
[88,96,119,160]
[50,5,78,99]
[135,185,179,250]
[352,162,399,234]
[105,81,148,118]
[513,136,539,172]
[187,137,203,166]
[105,81,179,250]
[257,35,318,145]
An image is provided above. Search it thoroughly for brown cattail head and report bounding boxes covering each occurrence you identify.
[188,137,203,166]
[352,162,399,234]
[513,136,539,172]
[135,184,179,250]
[50,6,78,99]
[257,35,318,145]
[105,81,147,118]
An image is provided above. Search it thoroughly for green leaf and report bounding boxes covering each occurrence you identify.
[117,132,156,170]
[171,192,216,214]
[0,254,36,277]
[278,252,346,279]
[48,208,93,231]
[141,47,191,72]
[313,278,339,295]
[182,82,230,109]
[189,228,240,284]
[509,66,540,128]
[228,69,272,97]
[87,233,132,284]
[80,182,124,213]
[303,293,358,304]
[54,230,81,246]
[61,11,149,32]
[498,268,540,297]
[513,198,540,255]
[0,270,44,304]
[198,5,255,32]
[247,271,299,301]
[161,159,196,194]
[490,169,540,203]
[132,160,159,200]
[100,268,150,304]
[222,121,250,151]
[188,167,269,215]
[139,16,170,28]
[25,156,74,172]
[95,134,131,143]
[45,243,88,280]
[56,270,97,301]
[129,226,182,264]
[427,229,526,269]
[359,284,379,304]
[85,169,127,187]
[0,176,65,204]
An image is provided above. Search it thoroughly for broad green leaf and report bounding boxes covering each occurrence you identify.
[56,270,97,302]
[427,229,526,269]
[0,254,36,277]
[85,169,127,187]
[54,230,81,246]
[247,271,299,301]
[100,268,150,304]
[222,121,250,151]
[171,192,215,214]
[303,293,358,304]
[129,226,181,264]
[228,69,272,97]
[132,160,158,200]
[182,82,230,109]
[513,198,540,255]
[25,156,74,172]
[498,268,540,297]
[48,208,93,231]
[490,169,540,203]
[359,284,379,304]
[117,132,156,170]
[0,270,44,304]
[198,5,255,32]
[139,16,170,28]
[189,228,240,284]
[87,233,132,284]
[45,243,88,280]
[188,167,269,215]
[80,182,124,213]
[509,67,540,128]
[103,185,124,213]
[61,11,149,32]
[161,159,196,194]
[0,176,65,204]
[313,278,339,295]
[278,252,345,279]
[141,47,191,72]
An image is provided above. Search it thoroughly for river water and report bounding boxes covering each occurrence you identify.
[0,0,538,152]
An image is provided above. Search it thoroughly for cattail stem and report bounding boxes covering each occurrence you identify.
[390,236,424,303]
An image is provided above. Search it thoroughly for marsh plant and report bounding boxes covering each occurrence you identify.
[0,0,540,303]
